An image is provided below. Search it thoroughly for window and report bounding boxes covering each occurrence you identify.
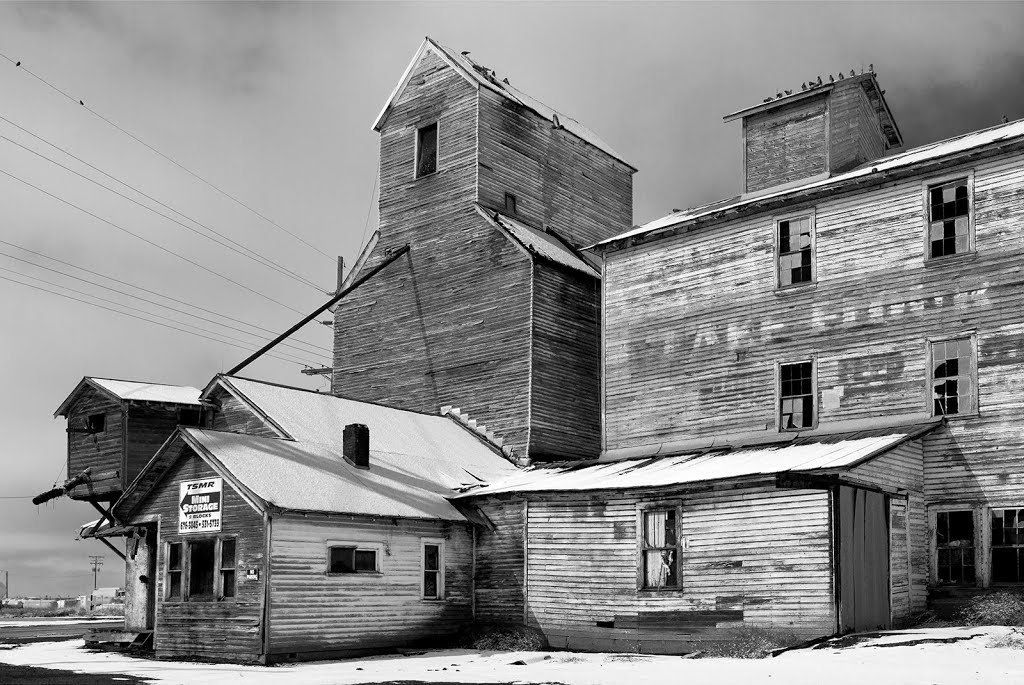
[178,408,203,427]
[415,122,438,178]
[936,510,975,585]
[504,192,518,215]
[929,337,976,416]
[776,214,814,287]
[165,537,236,602]
[779,361,815,430]
[86,413,106,433]
[166,542,182,600]
[328,545,379,574]
[927,177,972,259]
[992,508,1024,584]
[641,508,680,590]
[422,539,444,599]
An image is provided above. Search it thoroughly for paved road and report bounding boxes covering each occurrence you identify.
[0,619,123,644]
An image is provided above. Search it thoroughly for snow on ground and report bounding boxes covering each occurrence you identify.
[1,627,1023,685]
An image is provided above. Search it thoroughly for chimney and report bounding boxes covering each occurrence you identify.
[724,71,902,196]
[343,423,370,469]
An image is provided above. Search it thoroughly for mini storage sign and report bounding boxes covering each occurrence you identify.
[178,478,222,534]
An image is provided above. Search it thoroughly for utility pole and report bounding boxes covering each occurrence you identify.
[0,569,7,611]
[89,556,103,590]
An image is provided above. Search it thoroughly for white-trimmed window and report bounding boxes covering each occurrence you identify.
[776,212,815,288]
[928,337,977,417]
[925,174,974,259]
[421,539,444,599]
[991,508,1024,584]
[327,543,381,575]
[638,504,682,590]
[779,360,815,430]
[165,537,237,602]
[415,122,438,178]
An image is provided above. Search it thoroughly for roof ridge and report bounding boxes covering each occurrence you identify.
[89,376,199,389]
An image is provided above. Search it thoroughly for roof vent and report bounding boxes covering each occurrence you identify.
[343,424,369,469]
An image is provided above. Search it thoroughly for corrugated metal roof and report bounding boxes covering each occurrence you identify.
[477,206,599,276]
[183,428,490,521]
[597,118,1024,247]
[55,377,202,416]
[454,426,932,498]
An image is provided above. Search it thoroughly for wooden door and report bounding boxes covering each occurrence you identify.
[837,486,890,633]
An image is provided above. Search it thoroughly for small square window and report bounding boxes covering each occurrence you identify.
[926,177,972,259]
[640,508,681,590]
[328,545,378,574]
[504,192,518,215]
[86,413,106,433]
[779,361,815,430]
[936,510,975,585]
[416,122,438,178]
[776,214,814,287]
[929,337,976,416]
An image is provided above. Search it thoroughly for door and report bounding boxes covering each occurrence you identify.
[837,486,890,632]
[125,524,158,632]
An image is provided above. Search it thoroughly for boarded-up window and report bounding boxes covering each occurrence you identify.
[188,540,216,598]
[328,546,378,574]
[780,361,814,430]
[930,338,975,416]
[642,509,679,589]
[991,508,1024,584]
[422,541,443,599]
[416,122,438,178]
[504,192,518,215]
[928,178,970,258]
[936,510,975,585]
[220,538,236,598]
[166,542,182,600]
[777,215,813,287]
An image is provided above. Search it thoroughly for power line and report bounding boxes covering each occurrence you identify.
[0,239,330,355]
[0,117,328,293]
[0,273,326,368]
[0,165,306,315]
[0,51,336,264]
[0,250,332,358]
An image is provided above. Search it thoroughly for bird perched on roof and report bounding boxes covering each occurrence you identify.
[838,72,844,80]
[784,89,792,96]
[1003,115,1010,123]
[869,63,874,73]
[461,51,470,56]
[502,77,509,84]
[816,76,823,86]
[801,82,807,91]
[776,92,783,99]
[829,75,835,83]
[15,61,20,67]
[763,97,773,103]
[850,69,856,77]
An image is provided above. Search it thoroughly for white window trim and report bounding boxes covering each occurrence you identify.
[325,540,384,576]
[634,500,684,592]
[776,357,818,432]
[924,333,979,418]
[922,170,975,262]
[773,208,817,290]
[414,120,440,179]
[420,538,445,600]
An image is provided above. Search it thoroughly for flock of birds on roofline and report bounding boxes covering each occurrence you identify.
[763,64,875,103]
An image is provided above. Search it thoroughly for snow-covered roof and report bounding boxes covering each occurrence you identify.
[596,117,1024,248]
[374,37,635,170]
[476,206,600,277]
[455,424,937,498]
[55,377,202,416]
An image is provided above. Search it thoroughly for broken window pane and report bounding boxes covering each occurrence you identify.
[991,509,1024,584]
[416,122,438,177]
[928,179,970,258]
[931,338,974,416]
[778,215,813,287]
[936,510,975,585]
[779,361,814,429]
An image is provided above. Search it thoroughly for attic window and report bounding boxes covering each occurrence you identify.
[504,192,518,215]
[86,413,105,433]
[416,122,438,178]
[178,409,202,427]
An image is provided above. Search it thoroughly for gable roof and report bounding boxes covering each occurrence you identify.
[55,377,202,417]
[475,205,600,277]
[454,423,939,498]
[596,117,1024,249]
[374,37,635,170]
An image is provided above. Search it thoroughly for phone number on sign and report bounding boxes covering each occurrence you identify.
[179,518,220,532]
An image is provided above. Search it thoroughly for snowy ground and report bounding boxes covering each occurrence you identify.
[1,627,1023,684]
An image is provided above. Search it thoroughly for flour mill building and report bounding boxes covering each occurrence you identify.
[38,38,1024,660]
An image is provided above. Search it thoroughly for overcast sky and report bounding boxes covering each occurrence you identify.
[2,2,1023,598]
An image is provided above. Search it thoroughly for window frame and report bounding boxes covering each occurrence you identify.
[922,171,975,262]
[325,541,384,577]
[414,121,439,179]
[774,209,817,290]
[504,192,518,215]
[86,413,106,434]
[635,501,684,592]
[929,506,979,587]
[925,334,979,419]
[165,536,237,603]
[776,358,818,432]
[420,538,445,600]
[990,507,1024,585]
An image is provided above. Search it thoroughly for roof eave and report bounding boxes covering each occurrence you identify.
[722,85,833,122]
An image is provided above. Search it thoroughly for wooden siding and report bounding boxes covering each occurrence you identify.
[604,150,1024,591]
[744,94,827,193]
[530,262,601,459]
[132,451,266,663]
[268,515,472,659]
[476,87,633,248]
[473,496,525,624]
[208,386,280,438]
[66,388,123,500]
[125,405,183,485]
[828,81,885,174]
[521,486,834,653]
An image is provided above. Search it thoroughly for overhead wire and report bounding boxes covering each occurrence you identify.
[0,273,326,368]
[0,251,333,358]
[0,114,329,293]
[0,50,337,264]
[0,239,329,355]
[0,165,306,315]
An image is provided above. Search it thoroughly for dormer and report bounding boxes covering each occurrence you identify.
[725,70,902,196]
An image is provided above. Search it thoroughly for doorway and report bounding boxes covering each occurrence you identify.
[837,486,890,632]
